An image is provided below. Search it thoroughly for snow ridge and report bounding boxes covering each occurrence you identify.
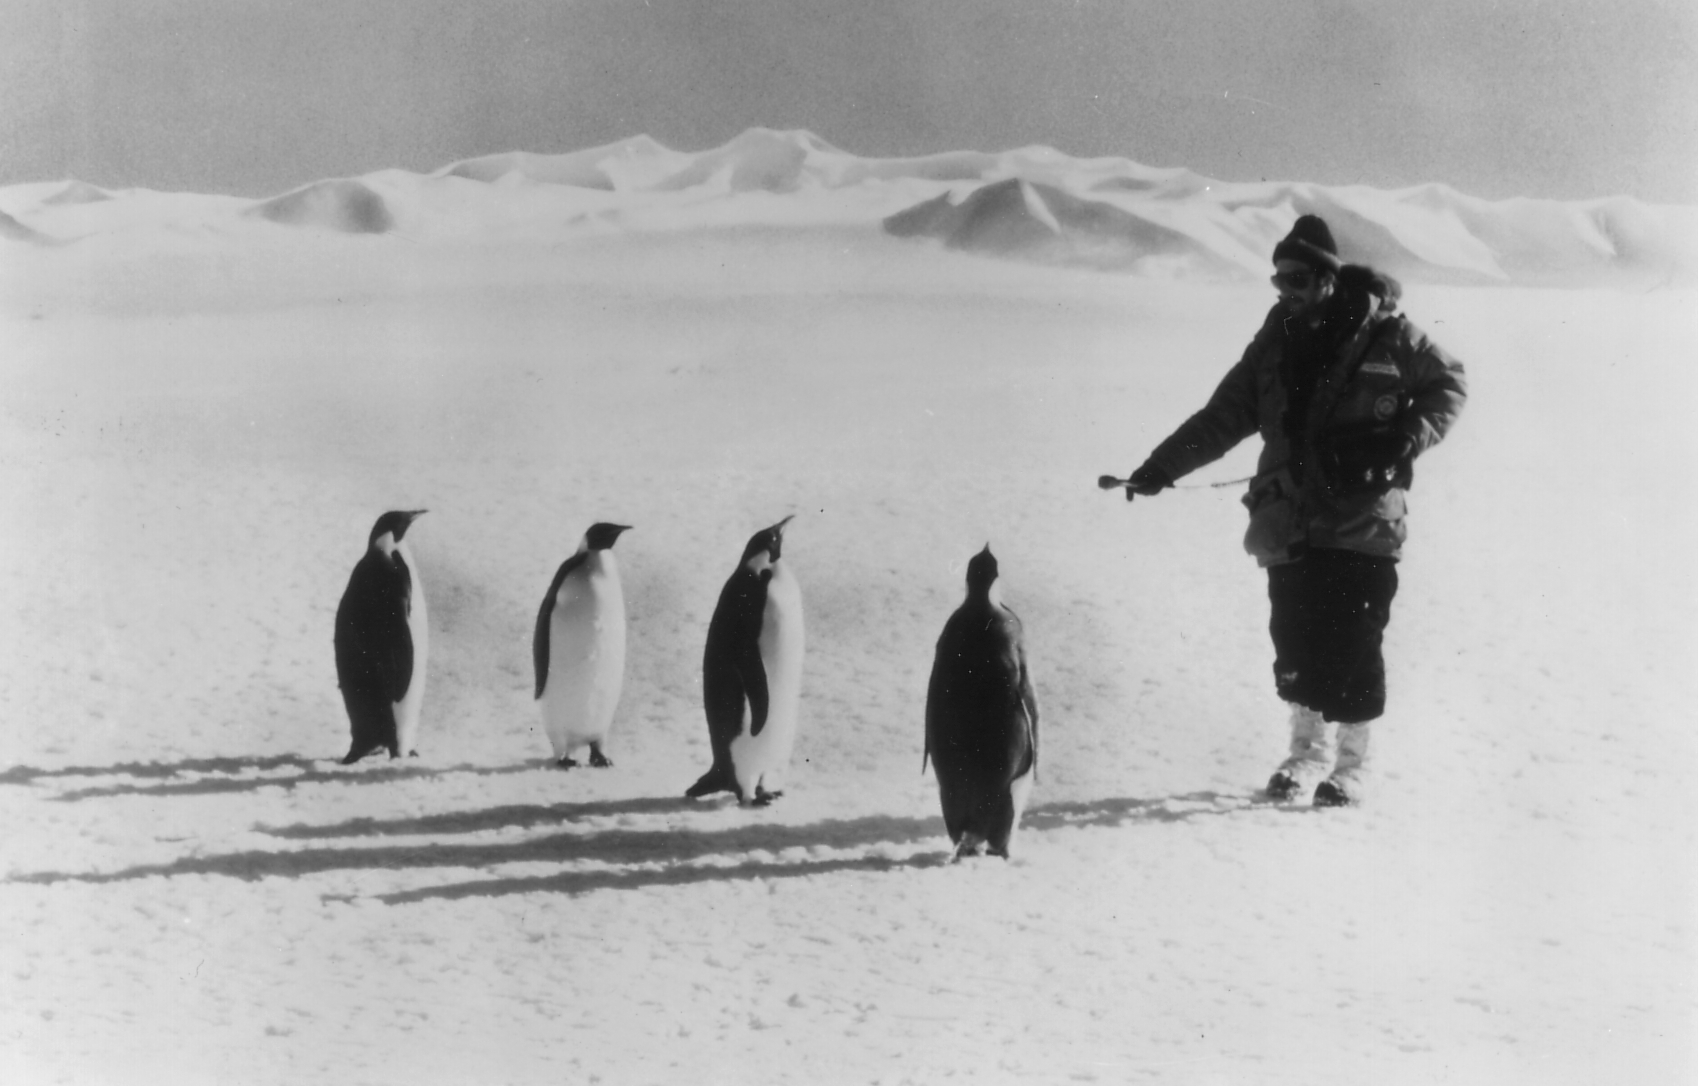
[1,127,1693,286]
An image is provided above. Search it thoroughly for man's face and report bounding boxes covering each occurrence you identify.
[1271,259,1334,320]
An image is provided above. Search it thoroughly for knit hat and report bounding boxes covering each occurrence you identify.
[1272,214,1343,273]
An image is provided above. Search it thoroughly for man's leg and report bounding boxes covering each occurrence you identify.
[1305,549,1398,806]
[1265,558,1333,798]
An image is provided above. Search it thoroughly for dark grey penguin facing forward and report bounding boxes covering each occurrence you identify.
[924,545,1039,859]
[335,510,428,764]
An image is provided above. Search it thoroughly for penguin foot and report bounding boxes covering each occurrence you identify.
[407,750,419,759]
[588,747,613,769]
[556,756,580,770]
[751,787,784,807]
[952,834,988,861]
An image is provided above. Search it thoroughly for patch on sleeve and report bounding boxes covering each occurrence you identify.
[1359,361,1402,377]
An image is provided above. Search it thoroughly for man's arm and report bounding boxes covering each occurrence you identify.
[1400,326,1467,455]
[1135,343,1263,490]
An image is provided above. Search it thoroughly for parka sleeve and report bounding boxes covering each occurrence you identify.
[1142,329,1267,483]
[1400,326,1468,455]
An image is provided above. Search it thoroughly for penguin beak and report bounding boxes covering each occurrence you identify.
[769,515,795,536]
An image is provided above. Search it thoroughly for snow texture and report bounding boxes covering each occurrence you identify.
[1,131,1694,1084]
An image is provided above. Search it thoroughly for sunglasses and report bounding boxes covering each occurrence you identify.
[1270,270,1316,291]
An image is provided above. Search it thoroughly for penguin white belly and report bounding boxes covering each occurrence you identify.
[1005,760,1036,851]
[393,542,428,757]
[541,560,626,758]
[729,565,803,796]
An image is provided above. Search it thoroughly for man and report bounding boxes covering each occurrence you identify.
[1123,215,1467,806]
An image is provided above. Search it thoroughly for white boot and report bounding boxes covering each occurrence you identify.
[1264,703,1333,800]
[1314,722,1372,807]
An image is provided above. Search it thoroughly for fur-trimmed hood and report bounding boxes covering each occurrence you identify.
[1338,264,1403,313]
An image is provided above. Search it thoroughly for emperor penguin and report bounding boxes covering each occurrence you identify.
[686,516,804,805]
[335,510,429,764]
[924,546,1039,859]
[533,522,632,768]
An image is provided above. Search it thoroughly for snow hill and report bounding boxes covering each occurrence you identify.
[0,208,48,244]
[2,127,1693,287]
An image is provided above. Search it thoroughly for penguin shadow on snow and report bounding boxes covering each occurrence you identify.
[376,849,954,906]
[12,790,1287,892]
[373,792,1297,905]
[260,794,694,839]
[32,753,540,802]
[257,791,1267,843]
[14,810,953,889]
[0,753,325,788]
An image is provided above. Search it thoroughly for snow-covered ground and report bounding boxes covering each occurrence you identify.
[1,150,1695,1083]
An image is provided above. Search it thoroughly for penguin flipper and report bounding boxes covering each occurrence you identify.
[739,640,770,737]
[710,566,772,737]
[739,569,775,736]
[533,554,586,699]
[922,615,962,776]
[920,698,934,778]
[1016,639,1040,778]
[702,587,750,757]
[532,599,550,699]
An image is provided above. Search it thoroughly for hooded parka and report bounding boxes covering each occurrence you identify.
[1143,266,1467,566]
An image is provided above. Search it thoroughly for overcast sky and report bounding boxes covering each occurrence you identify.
[3,0,1694,203]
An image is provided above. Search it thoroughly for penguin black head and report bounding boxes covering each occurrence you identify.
[369,509,427,549]
[584,522,633,551]
[965,545,999,594]
[740,515,795,566]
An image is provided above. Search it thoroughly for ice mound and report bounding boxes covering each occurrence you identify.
[43,181,113,206]
[650,127,848,193]
[885,178,1240,276]
[249,179,394,234]
[441,135,691,192]
[887,171,1696,285]
[0,208,49,243]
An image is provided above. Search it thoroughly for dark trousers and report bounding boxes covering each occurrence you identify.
[1267,547,1398,724]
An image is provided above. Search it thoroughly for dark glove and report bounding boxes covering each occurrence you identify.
[1125,462,1173,500]
[1326,428,1415,495]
